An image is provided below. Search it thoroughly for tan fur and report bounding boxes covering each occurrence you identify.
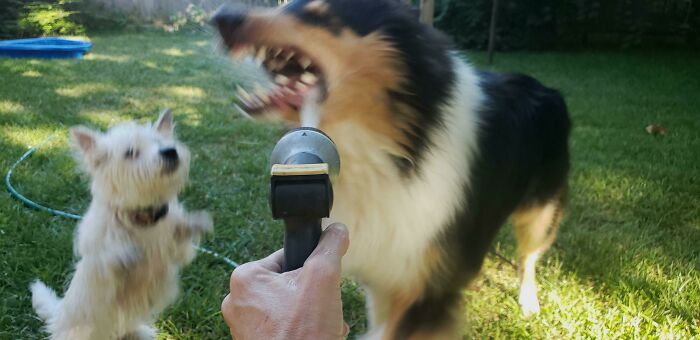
[221,8,490,339]
[382,294,417,340]
[406,303,462,340]
[233,10,411,149]
[368,245,461,340]
[368,243,447,331]
[318,61,482,339]
[512,199,564,315]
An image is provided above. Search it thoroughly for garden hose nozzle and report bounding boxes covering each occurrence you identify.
[269,128,340,272]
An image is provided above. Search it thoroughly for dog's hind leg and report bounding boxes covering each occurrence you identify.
[30,280,60,321]
[393,290,463,340]
[512,198,564,316]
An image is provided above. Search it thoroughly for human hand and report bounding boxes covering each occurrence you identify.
[222,223,350,340]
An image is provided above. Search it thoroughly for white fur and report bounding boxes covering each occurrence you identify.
[324,57,484,330]
[515,202,560,316]
[30,111,212,340]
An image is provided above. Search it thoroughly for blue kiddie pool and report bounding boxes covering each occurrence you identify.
[0,38,92,59]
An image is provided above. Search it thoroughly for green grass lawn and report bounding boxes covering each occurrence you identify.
[1,31,698,339]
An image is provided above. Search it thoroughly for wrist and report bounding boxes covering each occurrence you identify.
[280,313,342,340]
[282,327,343,340]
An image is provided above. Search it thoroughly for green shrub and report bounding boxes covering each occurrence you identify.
[0,0,26,38]
[165,4,208,33]
[435,0,699,50]
[71,0,130,32]
[1,0,134,38]
[19,0,85,36]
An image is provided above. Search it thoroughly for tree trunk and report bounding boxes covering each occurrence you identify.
[487,0,499,64]
[420,0,434,26]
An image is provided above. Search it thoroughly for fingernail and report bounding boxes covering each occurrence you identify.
[327,223,348,234]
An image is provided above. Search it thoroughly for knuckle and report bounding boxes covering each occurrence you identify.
[230,263,257,285]
[304,256,337,280]
[221,295,234,324]
[221,294,231,313]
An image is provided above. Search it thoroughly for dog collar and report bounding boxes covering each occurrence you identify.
[126,204,169,227]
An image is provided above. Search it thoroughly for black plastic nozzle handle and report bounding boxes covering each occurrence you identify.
[283,217,322,271]
[269,127,339,273]
[271,173,331,272]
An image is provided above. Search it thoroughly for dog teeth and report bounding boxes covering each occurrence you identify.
[283,51,295,62]
[247,91,263,106]
[296,82,309,92]
[269,60,283,71]
[300,72,317,85]
[232,47,246,59]
[232,45,253,60]
[273,47,282,57]
[275,74,290,85]
[239,96,254,108]
[238,85,261,108]
[236,86,253,102]
[241,98,254,107]
[254,83,270,104]
[237,87,261,108]
[255,46,267,65]
[298,56,312,69]
[282,86,296,95]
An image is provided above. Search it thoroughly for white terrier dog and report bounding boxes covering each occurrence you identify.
[30,110,213,340]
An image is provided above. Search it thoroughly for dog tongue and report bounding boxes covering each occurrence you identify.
[270,85,306,111]
[280,92,304,108]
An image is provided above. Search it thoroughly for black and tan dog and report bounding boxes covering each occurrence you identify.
[214,0,570,338]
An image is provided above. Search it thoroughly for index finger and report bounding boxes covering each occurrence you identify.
[253,248,285,273]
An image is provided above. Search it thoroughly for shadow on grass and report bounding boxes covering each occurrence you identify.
[1,31,371,337]
[6,35,699,338]
[0,136,79,338]
[472,49,700,335]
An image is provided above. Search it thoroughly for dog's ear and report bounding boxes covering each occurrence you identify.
[70,126,99,155]
[70,126,106,170]
[155,108,174,137]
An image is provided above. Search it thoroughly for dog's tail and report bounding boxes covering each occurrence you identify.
[30,280,60,321]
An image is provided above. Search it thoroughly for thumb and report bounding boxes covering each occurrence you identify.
[308,223,349,262]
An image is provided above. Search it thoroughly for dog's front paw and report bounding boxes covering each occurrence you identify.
[518,284,541,317]
[188,211,213,234]
[174,211,213,241]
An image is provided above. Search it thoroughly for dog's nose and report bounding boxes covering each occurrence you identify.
[211,5,248,49]
[159,147,178,161]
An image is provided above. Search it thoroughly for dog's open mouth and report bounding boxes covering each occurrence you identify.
[232,45,326,115]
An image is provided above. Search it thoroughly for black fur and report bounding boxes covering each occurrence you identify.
[284,1,571,336]
[397,72,571,337]
[214,1,571,336]
[211,4,248,50]
[285,0,456,172]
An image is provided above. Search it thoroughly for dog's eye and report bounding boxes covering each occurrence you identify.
[124,148,139,159]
